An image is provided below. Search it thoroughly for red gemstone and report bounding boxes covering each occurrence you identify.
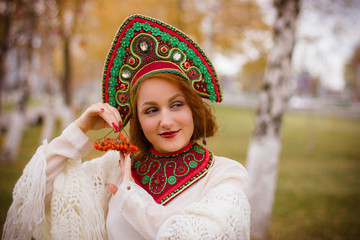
[120,84,126,90]
[154,179,160,185]
[184,62,190,68]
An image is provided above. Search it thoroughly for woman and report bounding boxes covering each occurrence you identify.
[3,15,250,240]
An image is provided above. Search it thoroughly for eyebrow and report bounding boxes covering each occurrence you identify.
[168,93,185,103]
[140,93,184,110]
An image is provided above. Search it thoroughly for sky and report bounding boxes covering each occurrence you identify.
[213,53,246,76]
[214,0,360,91]
[292,0,360,91]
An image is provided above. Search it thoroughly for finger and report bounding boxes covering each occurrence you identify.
[122,153,133,181]
[87,103,106,116]
[119,151,134,182]
[124,153,132,172]
[93,103,106,112]
[105,103,123,129]
[119,150,125,160]
[118,157,123,168]
[118,151,125,169]
[74,103,106,132]
[108,183,118,195]
[103,103,122,131]
[97,103,120,131]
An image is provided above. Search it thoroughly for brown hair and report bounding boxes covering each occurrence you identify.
[130,73,218,158]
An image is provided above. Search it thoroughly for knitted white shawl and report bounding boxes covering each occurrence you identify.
[2,142,115,240]
[2,125,250,240]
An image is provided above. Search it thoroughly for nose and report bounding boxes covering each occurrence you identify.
[159,110,174,129]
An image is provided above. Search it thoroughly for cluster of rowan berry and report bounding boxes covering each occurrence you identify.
[93,132,138,154]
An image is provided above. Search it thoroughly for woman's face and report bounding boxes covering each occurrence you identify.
[137,77,194,153]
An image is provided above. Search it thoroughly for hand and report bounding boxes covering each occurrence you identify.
[109,151,134,195]
[74,103,122,133]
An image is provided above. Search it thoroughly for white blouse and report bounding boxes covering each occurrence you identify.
[3,123,250,240]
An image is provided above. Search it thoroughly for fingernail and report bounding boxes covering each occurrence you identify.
[112,122,119,132]
[119,121,123,128]
[100,108,104,111]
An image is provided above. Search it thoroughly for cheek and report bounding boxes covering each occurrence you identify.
[180,108,194,132]
[139,116,157,137]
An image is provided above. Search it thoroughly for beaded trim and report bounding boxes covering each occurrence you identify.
[102,14,222,127]
[131,141,214,205]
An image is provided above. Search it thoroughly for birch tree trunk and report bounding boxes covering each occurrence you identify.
[245,0,300,239]
[0,0,37,164]
[56,0,87,106]
[0,111,25,164]
[0,0,12,115]
[62,36,72,106]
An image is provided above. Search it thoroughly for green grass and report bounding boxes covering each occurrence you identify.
[1,105,359,239]
[270,113,360,240]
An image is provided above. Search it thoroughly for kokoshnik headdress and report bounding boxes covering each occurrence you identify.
[102,14,222,127]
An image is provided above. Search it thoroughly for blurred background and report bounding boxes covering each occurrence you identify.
[0,0,359,239]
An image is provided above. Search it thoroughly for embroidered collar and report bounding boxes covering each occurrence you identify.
[131,141,214,205]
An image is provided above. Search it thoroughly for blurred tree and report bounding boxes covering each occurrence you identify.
[240,53,267,92]
[0,0,40,164]
[0,0,67,163]
[294,0,360,93]
[0,0,11,114]
[245,0,300,239]
[346,44,360,101]
[295,71,319,97]
[185,0,270,56]
[55,0,87,106]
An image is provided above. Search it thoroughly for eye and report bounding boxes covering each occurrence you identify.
[170,101,184,110]
[144,107,158,115]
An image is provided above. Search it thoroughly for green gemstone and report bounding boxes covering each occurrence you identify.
[168,176,177,185]
[142,175,150,184]
[189,161,198,168]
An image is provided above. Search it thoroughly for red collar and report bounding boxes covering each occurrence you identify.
[131,142,214,205]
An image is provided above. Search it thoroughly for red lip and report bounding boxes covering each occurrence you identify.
[159,130,180,138]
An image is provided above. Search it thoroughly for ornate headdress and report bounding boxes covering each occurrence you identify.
[102,14,222,127]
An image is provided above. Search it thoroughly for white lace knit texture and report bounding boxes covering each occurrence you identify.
[156,184,250,240]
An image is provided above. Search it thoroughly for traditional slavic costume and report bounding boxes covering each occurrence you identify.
[3,15,250,240]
